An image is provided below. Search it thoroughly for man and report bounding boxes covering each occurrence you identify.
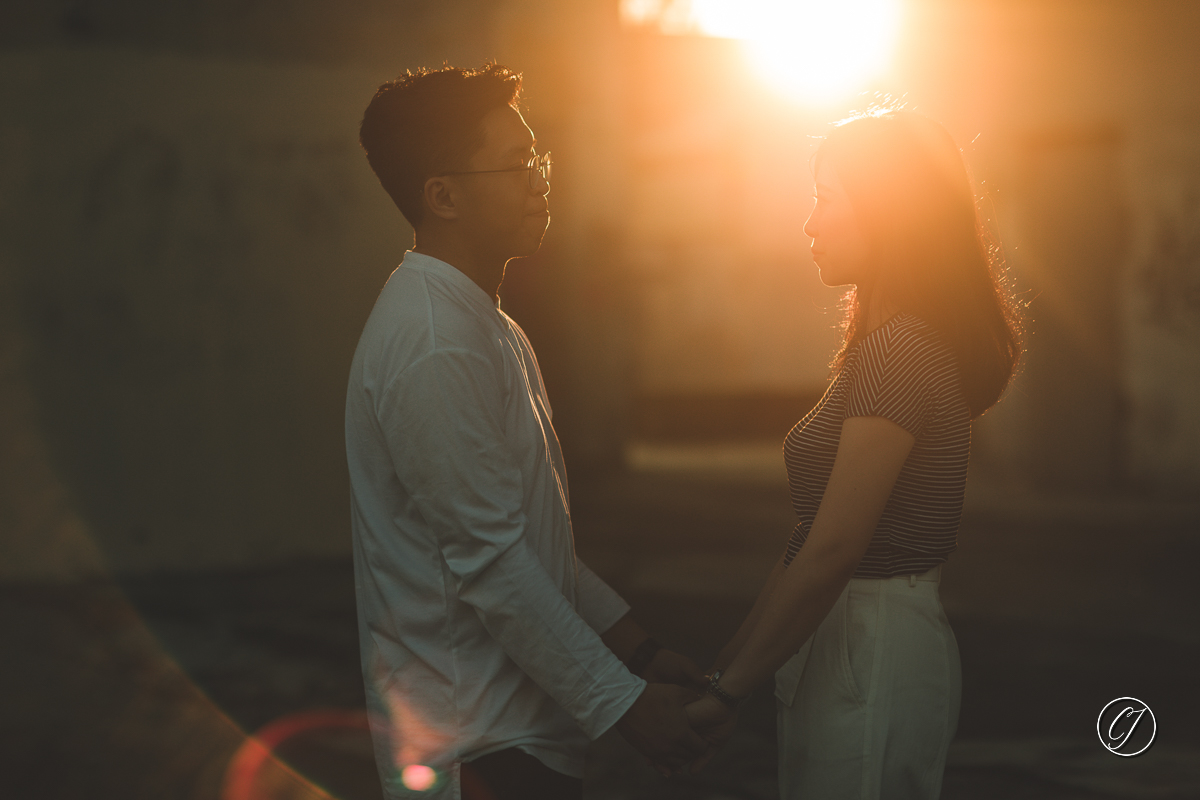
[346,64,708,800]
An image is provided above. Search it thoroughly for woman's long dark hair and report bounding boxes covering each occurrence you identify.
[818,110,1023,419]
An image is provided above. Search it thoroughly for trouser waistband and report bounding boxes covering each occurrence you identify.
[909,564,941,585]
[851,564,942,586]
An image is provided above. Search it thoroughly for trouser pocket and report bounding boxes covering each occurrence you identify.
[774,636,814,707]
[841,580,881,709]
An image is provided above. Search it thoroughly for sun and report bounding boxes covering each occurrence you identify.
[624,0,902,105]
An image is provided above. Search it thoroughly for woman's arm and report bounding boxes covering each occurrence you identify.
[712,414,915,700]
[711,555,786,672]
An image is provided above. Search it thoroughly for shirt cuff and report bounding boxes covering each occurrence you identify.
[580,670,646,741]
[575,559,632,635]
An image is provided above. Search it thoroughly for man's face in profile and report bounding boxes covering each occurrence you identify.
[453,105,551,261]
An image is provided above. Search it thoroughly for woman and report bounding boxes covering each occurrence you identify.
[685,110,1022,798]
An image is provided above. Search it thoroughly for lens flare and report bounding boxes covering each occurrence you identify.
[378,676,454,771]
[622,0,902,105]
[401,764,438,792]
[702,0,901,104]
[221,709,369,800]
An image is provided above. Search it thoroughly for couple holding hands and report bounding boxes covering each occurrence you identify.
[345,63,1021,800]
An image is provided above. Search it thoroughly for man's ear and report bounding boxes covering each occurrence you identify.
[422,176,459,221]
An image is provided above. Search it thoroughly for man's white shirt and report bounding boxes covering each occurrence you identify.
[345,251,644,799]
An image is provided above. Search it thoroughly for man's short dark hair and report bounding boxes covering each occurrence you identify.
[359,63,523,228]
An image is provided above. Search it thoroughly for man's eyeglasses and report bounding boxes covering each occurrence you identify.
[443,152,552,192]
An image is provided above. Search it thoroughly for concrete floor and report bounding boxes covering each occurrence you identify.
[2,469,1198,799]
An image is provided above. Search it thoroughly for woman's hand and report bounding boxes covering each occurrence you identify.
[684,693,738,772]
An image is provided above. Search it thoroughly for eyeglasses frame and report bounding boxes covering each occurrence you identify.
[441,152,552,191]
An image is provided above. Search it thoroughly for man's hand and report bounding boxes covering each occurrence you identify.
[684,692,738,772]
[643,649,709,693]
[615,684,709,773]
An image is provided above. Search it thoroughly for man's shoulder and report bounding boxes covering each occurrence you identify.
[359,265,502,374]
[497,308,534,349]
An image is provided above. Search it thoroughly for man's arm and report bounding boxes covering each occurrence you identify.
[574,558,633,638]
[379,348,637,736]
[577,560,707,691]
[377,348,705,765]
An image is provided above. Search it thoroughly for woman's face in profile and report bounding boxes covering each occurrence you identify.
[804,160,871,288]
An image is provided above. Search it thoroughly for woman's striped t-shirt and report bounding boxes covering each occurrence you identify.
[782,313,971,578]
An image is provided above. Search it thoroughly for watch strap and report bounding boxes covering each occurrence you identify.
[707,669,744,708]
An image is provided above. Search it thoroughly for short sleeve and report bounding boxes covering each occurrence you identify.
[844,320,944,438]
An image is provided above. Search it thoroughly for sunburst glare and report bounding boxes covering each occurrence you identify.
[623,0,902,104]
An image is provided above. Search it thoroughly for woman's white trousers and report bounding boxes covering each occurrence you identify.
[775,565,961,799]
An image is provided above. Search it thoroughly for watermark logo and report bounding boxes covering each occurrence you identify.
[1096,697,1156,757]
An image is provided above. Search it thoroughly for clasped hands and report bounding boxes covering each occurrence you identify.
[614,648,740,776]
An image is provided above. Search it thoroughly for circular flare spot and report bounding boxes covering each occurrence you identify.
[401,764,438,791]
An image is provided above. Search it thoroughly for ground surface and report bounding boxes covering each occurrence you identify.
[2,469,1198,799]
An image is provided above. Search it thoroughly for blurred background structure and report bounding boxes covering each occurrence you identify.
[2,1,1199,798]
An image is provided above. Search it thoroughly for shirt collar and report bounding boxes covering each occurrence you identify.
[400,251,501,314]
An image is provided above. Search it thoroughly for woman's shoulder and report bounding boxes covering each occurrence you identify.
[872,312,936,342]
[853,313,957,376]
[865,313,947,350]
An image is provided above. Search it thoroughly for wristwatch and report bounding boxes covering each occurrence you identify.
[707,669,744,708]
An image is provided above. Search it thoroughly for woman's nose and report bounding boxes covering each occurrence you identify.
[803,209,818,239]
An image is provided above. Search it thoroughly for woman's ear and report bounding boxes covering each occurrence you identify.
[423,176,459,221]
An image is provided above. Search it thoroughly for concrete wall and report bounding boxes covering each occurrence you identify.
[0,0,641,579]
[0,48,409,577]
[618,0,1200,495]
[3,0,1199,581]
[900,0,1200,494]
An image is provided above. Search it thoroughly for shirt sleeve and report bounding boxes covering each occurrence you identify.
[844,326,939,438]
[377,347,644,740]
[575,559,632,635]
